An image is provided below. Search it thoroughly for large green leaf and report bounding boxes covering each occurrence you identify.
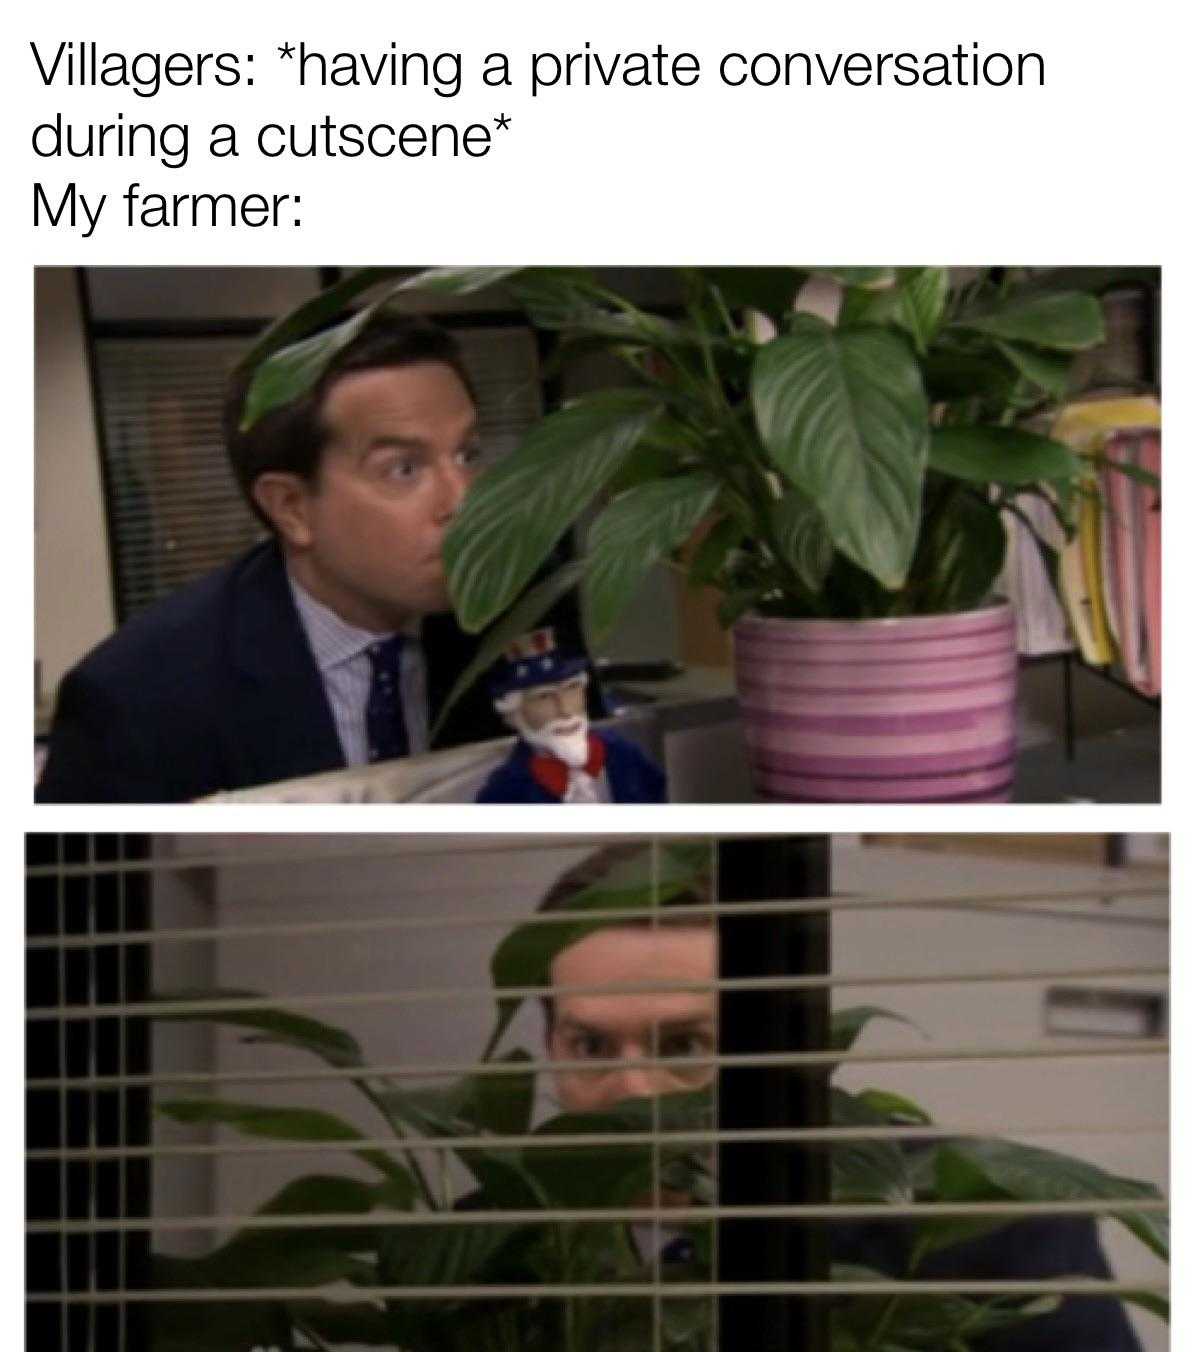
[896,267,949,353]
[525,1092,711,1210]
[240,267,530,432]
[393,265,528,297]
[583,473,720,639]
[148,1257,292,1352]
[995,339,1075,397]
[155,1098,414,1191]
[445,389,667,632]
[770,490,835,594]
[878,1291,1061,1346]
[831,1005,924,1052]
[379,1212,536,1292]
[830,1091,913,1204]
[511,269,688,348]
[923,348,1019,404]
[686,513,744,589]
[1094,452,1162,490]
[238,266,530,431]
[428,559,584,741]
[937,1137,1168,1262]
[149,1175,400,1349]
[830,1263,1062,1348]
[236,267,405,378]
[151,988,365,1068]
[194,1173,390,1286]
[241,306,376,430]
[851,1088,932,1126]
[837,285,900,328]
[818,267,896,288]
[954,292,1104,350]
[376,1052,542,1202]
[909,485,1008,614]
[1123,1289,1171,1323]
[380,1050,536,1140]
[286,1301,396,1346]
[929,426,1081,486]
[751,320,929,589]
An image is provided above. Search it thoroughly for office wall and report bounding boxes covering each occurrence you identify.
[34,268,114,701]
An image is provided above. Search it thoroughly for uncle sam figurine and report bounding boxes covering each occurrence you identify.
[475,629,666,804]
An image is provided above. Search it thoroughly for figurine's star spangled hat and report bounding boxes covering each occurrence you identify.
[488,628,589,701]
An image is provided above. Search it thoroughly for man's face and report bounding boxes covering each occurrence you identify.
[279,361,479,631]
[547,924,716,1114]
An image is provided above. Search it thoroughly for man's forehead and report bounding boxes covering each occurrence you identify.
[550,923,715,985]
[320,362,476,435]
[556,994,715,1035]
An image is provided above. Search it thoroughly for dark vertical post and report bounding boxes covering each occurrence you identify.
[1063,654,1077,764]
[717,835,831,1352]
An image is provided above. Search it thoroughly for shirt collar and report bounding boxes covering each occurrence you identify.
[287,571,419,674]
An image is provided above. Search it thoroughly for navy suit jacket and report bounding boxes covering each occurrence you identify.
[831,1213,1141,1350]
[37,542,575,803]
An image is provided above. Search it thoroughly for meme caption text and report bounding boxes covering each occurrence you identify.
[31,38,1047,237]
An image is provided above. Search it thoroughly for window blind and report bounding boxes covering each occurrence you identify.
[25,834,1169,1352]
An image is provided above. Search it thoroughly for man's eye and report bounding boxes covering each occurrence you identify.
[385,458,420,480]
[457,442,484,468]
[570,1033,611,1060]
[660,1032,712,1058]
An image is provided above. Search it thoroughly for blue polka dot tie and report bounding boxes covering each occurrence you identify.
[365,636,409,763]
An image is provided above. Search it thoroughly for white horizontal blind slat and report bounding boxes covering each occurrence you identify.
[25,883,1168,943]
[29,963,1169,1022]
[32,1277,1169,1304]
[27,1196,1171,1236]
[27,1119,1171,1164]
[26,1038,1169,1093]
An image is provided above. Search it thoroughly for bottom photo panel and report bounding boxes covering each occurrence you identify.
[26,833,1168,1352]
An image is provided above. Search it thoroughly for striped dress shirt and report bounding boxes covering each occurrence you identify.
[287,575,429,767]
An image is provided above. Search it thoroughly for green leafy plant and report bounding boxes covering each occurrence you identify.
[147,997,1167,1351]
[239,265,1158,672]
[147,853,1167,1349]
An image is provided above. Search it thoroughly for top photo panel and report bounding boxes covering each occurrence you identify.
[34,266,1161,804]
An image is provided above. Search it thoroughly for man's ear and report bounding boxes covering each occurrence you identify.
[251,473,316,549]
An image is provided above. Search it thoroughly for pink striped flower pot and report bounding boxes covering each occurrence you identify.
[732,603,1018,803]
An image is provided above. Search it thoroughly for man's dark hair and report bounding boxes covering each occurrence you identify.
[224,313,475,529]
[537,843,712,1027]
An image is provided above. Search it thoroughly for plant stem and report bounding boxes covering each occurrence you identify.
[862,1293,902,1351]
[356,1078,441,1212]
[708,283,740,339]
[862,1231,934,1351]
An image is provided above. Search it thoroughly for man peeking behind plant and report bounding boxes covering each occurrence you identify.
[526,844,1142,1351]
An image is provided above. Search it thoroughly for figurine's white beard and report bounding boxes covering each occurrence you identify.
[516,716,590,768]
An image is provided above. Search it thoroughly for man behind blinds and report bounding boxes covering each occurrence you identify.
[532,845,1142,1352]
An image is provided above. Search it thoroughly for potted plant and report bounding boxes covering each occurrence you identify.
[147,852,1167,1349]
[242,266,1158,801]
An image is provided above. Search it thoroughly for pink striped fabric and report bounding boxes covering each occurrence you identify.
[732,604,1018,802]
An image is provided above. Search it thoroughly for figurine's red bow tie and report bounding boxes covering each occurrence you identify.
[528,733,607,799]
